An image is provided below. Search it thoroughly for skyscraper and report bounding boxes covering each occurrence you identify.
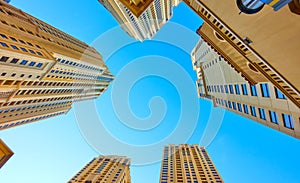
[191,36,300,139]
[0,139,13,169]
[98,0,180,41]
[68,155,131,183]
[160,144,223,183]
[0,1,114,130]
[183,0,300,110]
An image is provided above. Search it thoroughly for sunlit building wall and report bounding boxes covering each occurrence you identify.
[68,156,131,183]
[160,144,223,183]
[0,1,114,130]
[183,0,300,110]
[192,37,300,139]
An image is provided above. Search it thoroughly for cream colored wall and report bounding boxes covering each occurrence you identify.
[193,39,300,139]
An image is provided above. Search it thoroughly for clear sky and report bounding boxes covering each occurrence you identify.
[1,0,300,183]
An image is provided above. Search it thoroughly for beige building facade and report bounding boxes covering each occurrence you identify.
[192,37,300,138]
[98,0,180,41]
[0,1,114,130]
[0,139,13,169]
[68,155,131,183]
[160,144,223,183]
[183,0,300,110]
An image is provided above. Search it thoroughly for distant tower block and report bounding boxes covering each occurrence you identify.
[68,156,131,183]
[160,144,224,183]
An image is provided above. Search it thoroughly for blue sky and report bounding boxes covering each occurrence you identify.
[1,0,300,183]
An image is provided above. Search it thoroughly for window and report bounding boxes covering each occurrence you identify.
[20,60,28,65]
[36,63,43,68]
[36,51,43,56]
[20,47,27,52]
[275,88,287,99]
[19,40,25,44]
[269,111,278,124]
[259,108,266,120]
[11,45,19,50]
[29,61,36,66]
[0,33,7,39]
[250,85,258,96]
[225,85,229,93]
[0,56,9,62]
[10,37,17,42]
[260,83,270,98]
[282,114,294,129]
[0,41,8,47]
[250,106,256,117]
[27,42,33,46]
[229,85,234,94]
[228,101,232,109]
[235,84,240,95]
[29,50,35,54]
[237,103,242,112]
[241,84,248,95]
[10,58,19,63]
[232,102,237,110]
[243,104,249,114]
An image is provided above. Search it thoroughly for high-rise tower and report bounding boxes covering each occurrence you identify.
[68,155,131,183]
[160,144,223,183]
[183,0,300,110]
[192,36,300,139]
[0,139,13,169]
[98,0,180,41]
[0,1,114,130]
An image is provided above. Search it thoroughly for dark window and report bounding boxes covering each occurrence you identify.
[282,114,294,129]
[27,42,33,46]
[225,85,229,93]
[20,60,28,65]
[36,63,43,68]
[228,101,232,108]
[269,111,278,124]
[10,37,17,42]
[11,45,18,50]
[275,88,287,99]
[260,83,270,98]
[243,104,249,114]
[237,103,242,112]
[250,85,258,96]
[241,84,248,95]
[250,106,256,117]
[0,33,7,39]
[29,62,36,66]
[0,56,9,62]
[19,39,26,44]
[0,41,8,47]
[232,102,237,110]
[20,47,27,52]
[10,58,19,63]
[36,51,43,56]
[235,84,240,95]
[229,85,234,94]
[259,108,266,120]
